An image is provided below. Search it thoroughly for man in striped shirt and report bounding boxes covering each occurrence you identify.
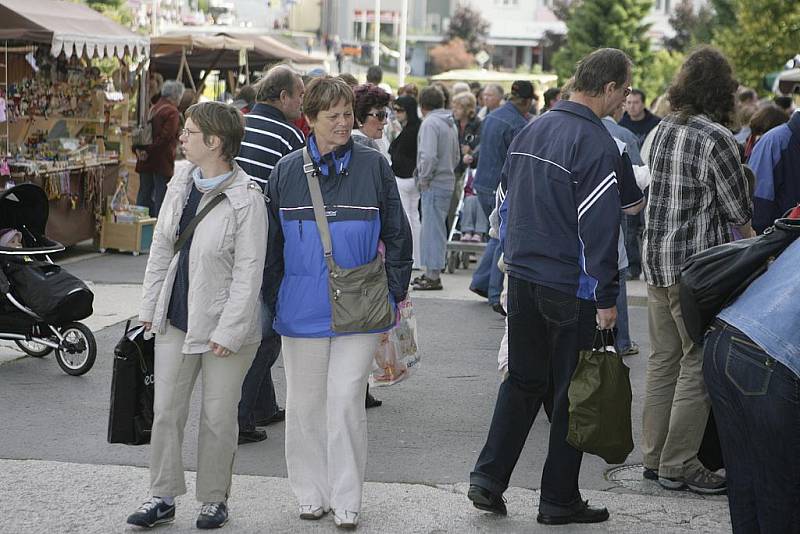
[236,66,306,189]
[236,65,305,444]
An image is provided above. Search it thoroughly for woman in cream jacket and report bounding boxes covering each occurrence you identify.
[127,101,267,530]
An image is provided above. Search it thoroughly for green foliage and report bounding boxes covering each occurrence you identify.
[639,49,684,103]
[78,0,134,26]
[665,0,714,52]
[715,0,800,91]
[446,4,490,55]
[553,0,653,88]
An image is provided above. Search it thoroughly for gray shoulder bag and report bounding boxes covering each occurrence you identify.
[302,148,394,334]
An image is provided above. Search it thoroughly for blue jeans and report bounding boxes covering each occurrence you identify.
[471,189,503,304]
[703,320,800,534]
[615,269,631,352]
[471,278,596,515]
[238,301,281,431]
[137,172,169,218]
[420,187,452,271]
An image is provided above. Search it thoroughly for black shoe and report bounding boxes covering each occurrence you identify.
[238,429,267,444]
[492,303,507,317]
[413,277,443,290]
[469,286,488,299]
[467,484,507,515]
[366,391,383,409]
[537,500,609,525]
[197,502,228,529]
[254,408,286,426]
[126,497,175,528]
[643,467,659,481]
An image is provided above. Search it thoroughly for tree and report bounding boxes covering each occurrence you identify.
[552,0,653,87]
[446,4,490,55]
[715,0,800,91]
[429,38,475,73]
[81,0,133,26]
[639,49,685,104]
[664,0,714,52]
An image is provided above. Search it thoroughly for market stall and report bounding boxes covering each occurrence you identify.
[0,0,148,246]
[149,31,317,93]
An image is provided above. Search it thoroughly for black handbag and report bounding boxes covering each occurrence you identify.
[108,321,155,445]
[679,217,800,344]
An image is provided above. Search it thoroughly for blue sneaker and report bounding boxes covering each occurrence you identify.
[196,502,228,529]
[126,497,175,528]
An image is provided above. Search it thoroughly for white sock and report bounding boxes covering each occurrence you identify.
[156,496,175,506]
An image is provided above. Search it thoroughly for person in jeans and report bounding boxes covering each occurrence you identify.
[704,238,800,534]
[136,80,184,218]
[641,46,754,494]
[469,81,532,314]
[263,76,411,529]
[389,95,422,269]
[468,48,643,526]
[412,85,460,291]
[128,102,268,529]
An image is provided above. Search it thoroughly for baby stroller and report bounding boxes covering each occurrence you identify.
[0,183,97,376]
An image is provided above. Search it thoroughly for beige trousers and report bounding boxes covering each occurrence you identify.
[149,322,258,502]
[641,284,710,478]
[283,334,380,514]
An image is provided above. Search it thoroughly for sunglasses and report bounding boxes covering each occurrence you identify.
[393,107,405,113]
[623,86,632,97]
[366,110,388,120]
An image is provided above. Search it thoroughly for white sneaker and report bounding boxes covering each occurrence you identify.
[299,505,328,520]
[333,509,359,529]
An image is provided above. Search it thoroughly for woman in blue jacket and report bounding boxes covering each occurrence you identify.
[263,76,412,529]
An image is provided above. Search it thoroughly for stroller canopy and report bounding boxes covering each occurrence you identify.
[0,183,64,254]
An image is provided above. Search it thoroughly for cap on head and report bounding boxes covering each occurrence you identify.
[511,80,535,99]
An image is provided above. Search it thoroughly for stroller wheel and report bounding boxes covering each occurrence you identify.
[15,340,54,358]
[55,322,97,376]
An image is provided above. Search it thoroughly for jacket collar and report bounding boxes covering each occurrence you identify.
[551,100,604,128]
[788,110,800,136]
[250,102,288,122]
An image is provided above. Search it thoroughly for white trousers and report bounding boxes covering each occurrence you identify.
[149,322,258,502]
[396,177,422,269]
[283,334,380,513]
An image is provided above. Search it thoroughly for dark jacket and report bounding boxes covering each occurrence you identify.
[750,111,800,233]
[455,116,481,176]
[500,101,643,309]
[136,97,181,178]
[389,96,420,178]
[473,101,528,195]
[619,109,661,147]
[236,103,306,189]
[264,137,412,338]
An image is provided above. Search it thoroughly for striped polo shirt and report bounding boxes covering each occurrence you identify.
[235,103,305,189]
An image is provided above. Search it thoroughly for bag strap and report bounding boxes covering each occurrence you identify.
[302,148,335,263]
[173,193,227,255]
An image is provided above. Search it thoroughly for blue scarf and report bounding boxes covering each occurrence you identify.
[192,166,234,193]
[308,136,352,176]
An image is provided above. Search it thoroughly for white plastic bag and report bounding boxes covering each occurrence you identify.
[369,298,420,386]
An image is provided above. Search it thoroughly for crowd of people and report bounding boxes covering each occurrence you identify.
[128,46,799,532]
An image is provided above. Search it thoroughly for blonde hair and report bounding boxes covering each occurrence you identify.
[451,91,477,119]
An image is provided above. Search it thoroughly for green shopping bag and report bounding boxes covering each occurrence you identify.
[566,330,634,464]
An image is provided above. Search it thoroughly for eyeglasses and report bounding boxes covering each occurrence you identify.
[180,128,202,137]
[623,86,632,97]
[393,107,405,113]
[366,110,388,121]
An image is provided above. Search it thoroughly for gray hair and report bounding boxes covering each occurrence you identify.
[161,80,185,102]
[452,82,470,95]
[485,84,504,99]
[254,65,301,102]
[572,48,632,97]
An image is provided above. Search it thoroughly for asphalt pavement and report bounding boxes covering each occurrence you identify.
[0,249,732,533]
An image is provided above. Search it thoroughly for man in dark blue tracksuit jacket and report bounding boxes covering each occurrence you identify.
[468,48,644,526]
